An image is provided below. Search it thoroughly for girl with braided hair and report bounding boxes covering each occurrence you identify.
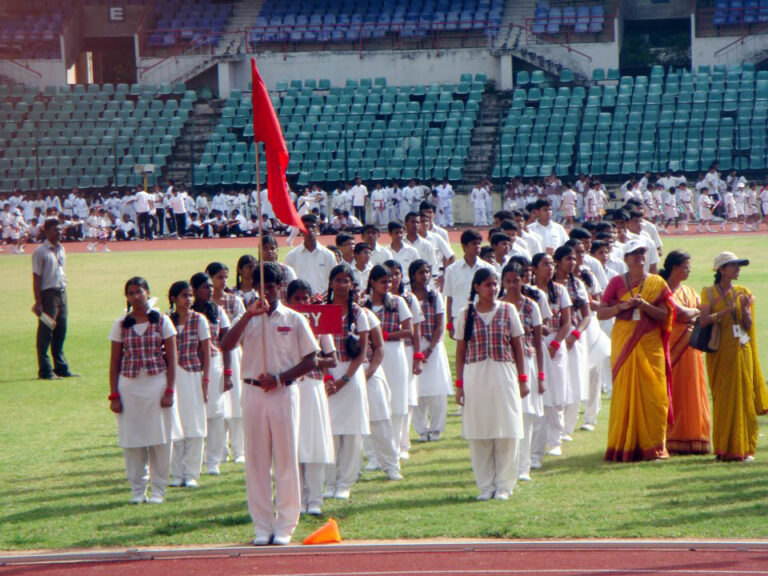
[455,268,528,501]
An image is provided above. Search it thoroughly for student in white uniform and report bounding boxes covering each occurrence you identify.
[722,186,738,232]
[323,264,371,500]
[527,199,569,254]
[697,186,715,233]
[233,255,258,306]
[470,182,491,226]
[108,277,177,504]
[499,261,544,482]
[553,245,591,441]
[207,262,246,464]
[387,221,421,288]
[168,281,210,488]
[285,280,336,516]
[662,187,679,233]
[364,264,419,461]
[190,272,232,476]
[531,252,572,458]
[220,262,320,546]
[409,259,452,441]
[455,268,528,500]
[560,186,578,229]
[370,183,389,226]
[284,214,338,296]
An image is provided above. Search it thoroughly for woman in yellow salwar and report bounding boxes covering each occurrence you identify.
[660,251,711,455]
[699,252,768,462]
[598,239,674,462]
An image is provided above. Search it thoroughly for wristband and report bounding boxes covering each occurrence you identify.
[571,329,581,340]
[108,393,121,401]
[538,371,546,381]
[549,339,561,350]
[518,373,529,383]
[341,374,350,383]
[323,374,334,383]
[202,377,210,383]
[164,388,175,397]
[413,352,425,361]
[224,369,233,376]
[382,330,390,341]
[446,321,454,331]
[454,379,463,389]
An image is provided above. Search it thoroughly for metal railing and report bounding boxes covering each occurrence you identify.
[0,60,43,87]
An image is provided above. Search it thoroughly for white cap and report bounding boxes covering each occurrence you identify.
[713,251,749,271]
[622,238,647,257]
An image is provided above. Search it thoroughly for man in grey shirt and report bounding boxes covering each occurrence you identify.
[32,219,76,380]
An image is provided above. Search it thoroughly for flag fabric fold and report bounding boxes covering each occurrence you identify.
[251,59,306,234]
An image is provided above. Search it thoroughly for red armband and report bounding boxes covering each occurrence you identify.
[446,321,454,331]
[164,388,175,397]
[382,330,390,341]
[323,374,334,384]
[108,393,120,401]
[454,379,463,389]
[571,329,581,340]
[518,373,529,383]
[549,339,561,350]
[413,352,425,361]
[538,372,546,381]
[224,369,233,376]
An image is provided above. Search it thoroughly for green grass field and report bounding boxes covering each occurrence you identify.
[2,235,768,551]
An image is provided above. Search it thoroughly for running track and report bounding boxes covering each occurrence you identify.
[2,542,768,575]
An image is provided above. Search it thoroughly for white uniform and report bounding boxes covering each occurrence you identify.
[284,243,338,296]
[470,187,490,225]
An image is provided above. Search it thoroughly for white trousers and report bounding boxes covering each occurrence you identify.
[171,437,204,482]
[412,395,447,436]
[124,443,171,498]
[399,409,412,455]
[468,438,519,494]
[226,417,245,461]
[205,416,225,469]
[391,413,407,458]
[518,413,536,476]
[564,402,581,436]
[325,434,362,493]
[368,419,399,475]
[530,414,547,466]
[242,384,301,541]
[545,406,564,450]
[583,363,603,427]
[300,463,325,510]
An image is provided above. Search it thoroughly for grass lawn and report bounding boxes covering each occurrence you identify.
[1,234,767,550]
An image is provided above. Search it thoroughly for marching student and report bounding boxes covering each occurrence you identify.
[470,180,491,226]
[532,252,572,458]
[261,234,297,300]
[387,221,421,287]
[207,262,246,464]
[455,268,528,500]
[409,259,452,441]
[323,264,371,500]
[722,185,738,232]
[190,272,232,475]
[108,277,177,504]
[220,263,319,546]
[662,186,679,233]
[233,254,258,306]
[677,182,694,233]
[364,265,419,459]
[500,261,545,482]
[285,280,336,516]
[352,242,373,290]
[553,245,592,441]
[285,214,338,296]
[168,281,210,488]
[697,186,715,233]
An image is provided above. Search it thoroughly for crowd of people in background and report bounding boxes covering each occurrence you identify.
[4,163,768,254]
[103,186,766,545]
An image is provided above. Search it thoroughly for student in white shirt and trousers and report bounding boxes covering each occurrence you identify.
[220,263,319,546]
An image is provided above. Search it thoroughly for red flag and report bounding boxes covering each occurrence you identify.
[250,59,306,234]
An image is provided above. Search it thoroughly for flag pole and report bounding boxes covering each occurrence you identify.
[254,139,268,367]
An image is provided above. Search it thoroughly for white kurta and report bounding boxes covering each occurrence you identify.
[297,334,335,464]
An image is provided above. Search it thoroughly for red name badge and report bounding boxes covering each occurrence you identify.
[289,304,344,336]
[277,326,291,333]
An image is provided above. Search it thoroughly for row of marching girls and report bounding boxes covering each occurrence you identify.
[107,263,244,503]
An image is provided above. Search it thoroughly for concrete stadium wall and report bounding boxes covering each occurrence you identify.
[523,26,620,79]
[234,48,502,91]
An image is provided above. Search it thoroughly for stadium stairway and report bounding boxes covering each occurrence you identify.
[464,90,514,182]
[165,99,222,186]
[215,0,267,56]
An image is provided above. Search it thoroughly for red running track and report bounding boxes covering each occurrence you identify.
[3,542,768,576]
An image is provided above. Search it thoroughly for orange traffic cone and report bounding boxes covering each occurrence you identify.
[302,518,342,545]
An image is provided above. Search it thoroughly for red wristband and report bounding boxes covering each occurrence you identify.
[382,330,390,341]
[538,371,546,381]
[571,329,581,340]
[164,388,175,397]
[446,321,454,331]
[413,352,425,361]
[202,377,210,383]
[549,339,561,350]
[454,379,463,389]
[518,373,529,383]
[224,369,233,376]
[323,374,334,383]
[108,393,120,401]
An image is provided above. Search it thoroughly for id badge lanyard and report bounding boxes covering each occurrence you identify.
[625,273,646,322]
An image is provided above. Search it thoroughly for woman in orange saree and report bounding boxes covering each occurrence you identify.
[660,251,711,455]
[598,239,674,462]
[699,252,768,461]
